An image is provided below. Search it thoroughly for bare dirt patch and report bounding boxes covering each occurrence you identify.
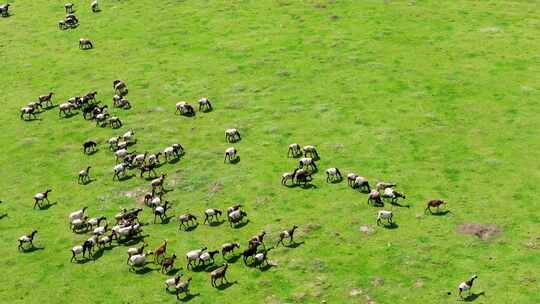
[122,187,147,204]
[457,223,501,240]
[359,225,375,235]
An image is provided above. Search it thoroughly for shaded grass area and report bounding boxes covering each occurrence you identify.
[0,0,540,303]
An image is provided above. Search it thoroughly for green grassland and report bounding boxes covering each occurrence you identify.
[1,0,539,303]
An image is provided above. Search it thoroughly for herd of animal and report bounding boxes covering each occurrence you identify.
[6,1,481,300]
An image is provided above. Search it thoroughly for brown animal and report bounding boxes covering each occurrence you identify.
[153,240,167,263]
[277,225,299,246]
[425,199,446,214]
[161,253,177,273]
[210,263,229,287]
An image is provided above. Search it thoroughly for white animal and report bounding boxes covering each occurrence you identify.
[186,247,207,269]
[113,164,127,180]
[224,147,237,163]
[376,210,393,225]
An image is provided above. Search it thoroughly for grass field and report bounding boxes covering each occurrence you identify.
[1,0,540,303]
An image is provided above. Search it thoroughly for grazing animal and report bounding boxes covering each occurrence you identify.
[165,274,183,291]
[224,147,237,163]
[210,264,229,287]
[147,152,161,165]
[97,234,113,248]
[108,116,122,128]
[69,207,88,223]
[79,38,93,50]
[353,176,371,192]
[113,97,131,109]
[253,249,271,268]
[221,242,240,258]
[172,143,184,157]
[127,243,148,264]
[107,136,120,150]
[33,189,52,209]
[376,210,394,225]
[225,128,241,143]
[303,145,319,159]
[38,92,54,107]
[161,253,177,273]
[242,242,260,264]
[88,216,106,228]
[72,236,97,262]
[78,166,92,184]
[281,168,298,185]
[458,275,478,298]
[128,252,153,271]
[20,107,37,120]
[376,181,397,191]
[113,80,128,95]
[204,208,222,224]
[424,199,446,214]
[91,0,99,12]
[92,223,108,235]
[294,169,312,186]
[186,247,207,269]
[112,164,128,180]
[70,216,90,232]
[227,204,242,215]
[288,143,301,157]
[382,187,406,203]
[175,277,193,300]
[347,173,358,187]
[298,157,317,171]
[153,240,168,263]
[139,162,157,178]
[153,201,170,223]
[228,209,247,227]
[198,250,219,266]
[0,3,11,17]
[178,213,198,230]
[133,152,148,166]
[115,149,130,163]
[175,101,195,116]
[249,231,266,248]
[198,97,212,111]
[122,128,135,143]
[95,113,110,126]
[18,230,38,251]
[65,2,73,13]
[151,174,167,193]
[58,102,75,117]
[367,190,383,206]
[325,167,342,182]
[425,199,446,214]
[83,140,97,153]
[277,225,299,246]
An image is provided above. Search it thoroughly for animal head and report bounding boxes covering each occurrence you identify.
[31,230,38,235]
[292,225,299,230]
[234,242,240,248]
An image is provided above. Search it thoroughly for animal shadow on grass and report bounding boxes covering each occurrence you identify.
[299,183,317,190]
[208,220,225,227]
[92,249,105,260]
[225,254,241,263]
[168,157,183,165]
[22,117,41,122]
[216,281,237,291]
[38,202,57,210]
[204,265,220,273]
[231,220,249,229]
[283,241,305,249]
[0,213,8,220]
[158,215,174,224]
[117,174,135,182]
[86,149,99,156]
[119,235,148,246]
[62,112,79,119]
[259,264,273,272]
[463,291,485,302]
[183,224,199,232]
[20,246,44,253]
[431,210,451,216]
[80,179,95,185]
[389,201,410,208]
[133,266,154,275]
[74,257,94,264]
[229,156,241,165]
[165,268,182,276]
[381,222,399,230]
[179,293,200,302]
[44,104,59,110]
[329,178,343,184]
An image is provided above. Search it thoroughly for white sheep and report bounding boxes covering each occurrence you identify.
[287,143,301,157]
[186,247,207,269]
[113,164,127,180]
[91,0,99,12]
[225,128,241,142]
[108,136,119,151]
[129,252,153,270]
[303,145,319,159]
[353,176,371,192]
[347,173,358,187]
[299,157,317,171]
[69,207,88,223]
[376,210,393,225]
[122,128,135,143]
[165,274,183,291]
[163,146,175,161]
[93,224,108,235]
[325,167,342,182]
[224,147,237,163]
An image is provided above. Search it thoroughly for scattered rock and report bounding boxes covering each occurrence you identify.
[208,181,221,194]
[350,288,363,297]
[359,225,375,234]
[147,107,164,112]
[303,223,322,233]
[412,279,424,288]
[480,26,501,33]
[457,223,501,240]
[371,277,385,287]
